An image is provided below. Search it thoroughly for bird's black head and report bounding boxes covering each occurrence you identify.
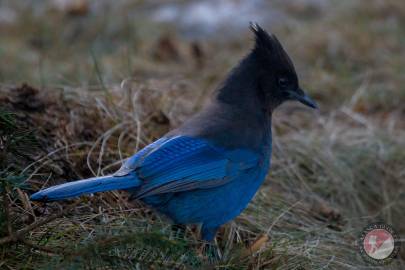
[249,23,317,110]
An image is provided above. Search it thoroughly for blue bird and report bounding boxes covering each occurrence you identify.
[30,23,317,241]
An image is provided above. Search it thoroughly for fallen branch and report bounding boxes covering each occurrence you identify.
[20,238,61,255]
[3,187,13,236]
[0,201,80,246]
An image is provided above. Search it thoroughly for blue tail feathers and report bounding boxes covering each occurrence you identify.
[30,174,140,202]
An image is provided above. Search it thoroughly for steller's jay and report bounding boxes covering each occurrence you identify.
[31,23,317,241]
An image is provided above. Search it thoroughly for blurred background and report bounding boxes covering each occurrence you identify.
[0,0,404,269]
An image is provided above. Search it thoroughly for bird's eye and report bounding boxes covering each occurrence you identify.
[278,77,289,88]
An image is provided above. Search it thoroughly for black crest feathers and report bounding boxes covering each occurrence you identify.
[249,22,294,69]
[250,22,282,53]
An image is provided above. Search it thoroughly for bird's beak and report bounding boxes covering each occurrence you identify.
[287,88,318,109]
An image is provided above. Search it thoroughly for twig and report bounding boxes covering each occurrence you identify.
[266,200,301,235]
[3,188,13,236]
[0,201,80,245]
[19,238,61,255]
[16,188,35,219]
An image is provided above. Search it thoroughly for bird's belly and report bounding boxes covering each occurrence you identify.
[152,165,269,226]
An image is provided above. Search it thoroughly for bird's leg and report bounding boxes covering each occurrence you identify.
[201,225,219,242]
[198,225,221,262]
[197,239,223,263]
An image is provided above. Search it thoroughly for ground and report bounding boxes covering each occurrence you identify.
[0,0,404,269]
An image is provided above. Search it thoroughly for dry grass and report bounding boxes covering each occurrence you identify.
[1,0,404,269]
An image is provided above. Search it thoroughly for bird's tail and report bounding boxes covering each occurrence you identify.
[30,173,140,202]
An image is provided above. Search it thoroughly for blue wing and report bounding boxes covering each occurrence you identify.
[116,136,260,199]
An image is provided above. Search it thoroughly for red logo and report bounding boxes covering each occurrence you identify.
[359,223,400,265]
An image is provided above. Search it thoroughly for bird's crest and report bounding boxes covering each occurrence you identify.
[249,22,294,70]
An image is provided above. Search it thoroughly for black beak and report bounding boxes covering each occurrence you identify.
[287,88,318,109]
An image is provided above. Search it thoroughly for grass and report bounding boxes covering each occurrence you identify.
[0,0,404,269]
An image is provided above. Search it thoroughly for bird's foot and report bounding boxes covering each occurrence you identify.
[198,241,221,263]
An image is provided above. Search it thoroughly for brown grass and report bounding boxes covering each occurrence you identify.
[0,0,404,269]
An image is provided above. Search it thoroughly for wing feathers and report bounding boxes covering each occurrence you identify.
[130,136,259,198]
